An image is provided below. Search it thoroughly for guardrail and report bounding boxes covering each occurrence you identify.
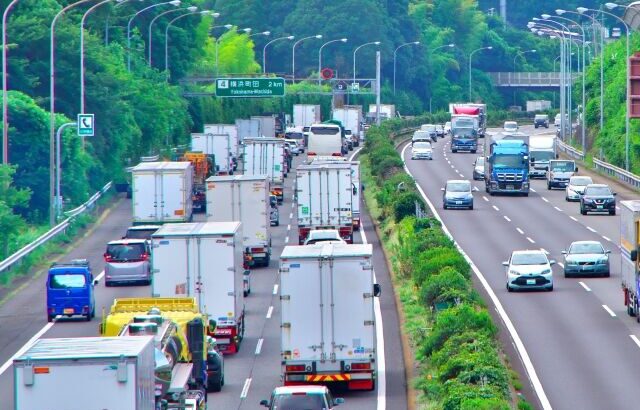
[556,139,585,161]
[0,181,112,275]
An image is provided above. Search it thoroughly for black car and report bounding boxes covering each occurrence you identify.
[472,156,485,180]
[580,184,616,215]
[534,114,549,129]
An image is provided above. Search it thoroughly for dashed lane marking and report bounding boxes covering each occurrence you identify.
[255,338,264,355]
[570,216,578,222]
[630,335,640,349]
[504,216,511,222]
[483,196,489,202]
[602,305,617,317]
[273,284,278,295]
[587,226,597,233]
[517,228,525,235]
[554,206,562,212]
[527,237,536,244]
[542,197,549,203]
[602,235,611,242]
[492,205,500,211]
[240,378,252,398]
[266,306,273,319]
[579,282,591,292]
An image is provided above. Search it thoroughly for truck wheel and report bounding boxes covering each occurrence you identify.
[47,315,54,323]
[207,375,222,393]
[580,207,586,215]
[85,313,92,322]
[547,182,551,190]
[471,150,476,154]
[243,290,249,297]
[264,255,271,267]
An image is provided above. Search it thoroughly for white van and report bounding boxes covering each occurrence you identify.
[307,123,343,160]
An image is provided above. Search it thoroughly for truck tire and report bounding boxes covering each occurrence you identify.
[47,315,54,323]
[207,375,222,393]
[471,150,476,154]
[547,182,551,190]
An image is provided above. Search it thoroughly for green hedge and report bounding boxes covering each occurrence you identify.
[361,119,524,409]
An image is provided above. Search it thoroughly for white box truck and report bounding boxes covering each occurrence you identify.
[296,162,354,244]
[293,104,321,128]
[192,131,235,175]
[236,118,261,142]
[280,243,379,391]
[204,124,239,160]
[312,157,361,231]
[206,175,271,268]
[13,336,155,410]
[251,115,276,138]
[151,222,246,354]
[131,161,193,225]
[333,106,363,142]
[367,104,396,121]
[243,137,286,203]
[621,201,640,317]
[529,135,557,178]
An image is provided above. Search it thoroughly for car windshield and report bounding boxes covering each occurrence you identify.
[106,243,145,261]
[584,186,612,196]
[435,125,444,131]
[549,161,575,172]
[535,115,547,120]
[570,177,592,186]
[569,243,604,254]
[271,394,327,410]
[493,155,523,169]
[413,142,431,149]
[511,253,548,265]
[49,273,87,289]
[125,228,158,240]
[446,182,470,192]
[286,132,304,139]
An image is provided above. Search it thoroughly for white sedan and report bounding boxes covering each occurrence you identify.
[504,250,555,292]
[565,175,593,201]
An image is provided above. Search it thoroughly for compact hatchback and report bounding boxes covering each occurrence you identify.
[411,141,433,160]
[46,259,97,322]
[104,239,151,286]
[260,386,344,410]
[442,180,473,210]
[504,250,555,292]
[562,240,611,278]
[472,156,485,180]
[534,114,549,128]
[503,121,519,133]
[580,184,616,215]
[565,176,593,201]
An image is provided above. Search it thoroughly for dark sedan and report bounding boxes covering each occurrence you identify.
[580,184,616,215]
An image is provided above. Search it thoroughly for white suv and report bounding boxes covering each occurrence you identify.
[504,250,555,292]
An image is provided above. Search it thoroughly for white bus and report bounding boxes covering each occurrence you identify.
[307,123,343,161]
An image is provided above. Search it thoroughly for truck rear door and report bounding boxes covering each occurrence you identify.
[197,236,237,324]
[160,170,188,222]
[151,236,190,298]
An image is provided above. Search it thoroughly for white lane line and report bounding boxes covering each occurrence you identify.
[450,164,455,169]
[255,338,264,355]
[630,335,640,349]
[617,206,621,210]
[602,235,612,242]
[483,196,489,202]
[289,212,293,219]
[284,236,289,244]
[287,224,291,231]
[458,173,464,178]
[542,197,549,203]
[358,220,387,410]
[527,237,536,244]
[0,322,55,376]
[554,206,562,212]
[517,228,525,235]
[266,306,274,319]
[400,143,552,410]
[602,305,617,317]
[240,378,252,398]
[446,159,451,164]
[558,262,564,268]
[540,248,549,254]
[473,186,479,192]
[587,226,597,233]
[570,216,578,221]
[95,269,105,282]
[273,284,279,295]
[531,188,537,192]
[504,216,511,222]
[579,282,592,292]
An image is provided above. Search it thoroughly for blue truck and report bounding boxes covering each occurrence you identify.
[46,259,97,322]
[483,132,530,196]
[450,114,479,153]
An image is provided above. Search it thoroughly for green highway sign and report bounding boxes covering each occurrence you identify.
[215,78,285,98]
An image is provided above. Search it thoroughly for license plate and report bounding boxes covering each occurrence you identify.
[526,279,536,285]
[507,185,514,190]
[456,201,462,205]
[597,205,603,209]
[63,308,74,315]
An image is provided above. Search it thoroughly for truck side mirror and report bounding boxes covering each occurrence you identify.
[209,319,217,330]
[353,186,357,196]
[530,157,535,163]
[632,250,638,262]
[373,284,381,297]
[260,400,270,407]
[361,184,365,192]
[575,167,579,172]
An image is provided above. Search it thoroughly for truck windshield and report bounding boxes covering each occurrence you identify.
[493,155,524,169]
[550,161,574,172]
[452,127,475,137]
[453,119,475,128]
[49,274,87,289]
[530,151,555,162]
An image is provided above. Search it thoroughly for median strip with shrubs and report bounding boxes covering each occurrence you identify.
[361,118,530,409]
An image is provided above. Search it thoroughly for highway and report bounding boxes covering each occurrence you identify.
[0,150,407,410]
[401,124,640,410]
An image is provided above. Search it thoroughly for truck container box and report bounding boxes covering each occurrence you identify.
[312,157,361,231]
[251,115,276,138]
[192,131,234,175]
[13,336,155,410]
[243,138,286,202]
[131,161,193,225]
[293,105,322,128]
[151,222,246,354]
[204,124,239,158]
[333,106,363,140]
[236,119,261,142]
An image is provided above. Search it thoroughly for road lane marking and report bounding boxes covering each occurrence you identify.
[602,305,617,317]
[542,197,549,203]
[483,196,489,202]
[273,284,278,295]
[0,322,55,376]
[95,270,105,282]
[492,205,500,211]
[531,188,537,192]
[240,378,252,398]
[558,262,564,268]
[630,335,640,349]
[554,206,562,212]
[517,228,524,235]
[617,206,621,210]
[473,186,479,192]
[450,164,455,169]
[602,235,611,242]
[570,216,578,221]
[527,237,535,244]
[579,282,591,292]
[255,338,264,355]
[287,224,291,231]
[458,173,464,178]
[284,236,289,244]
[587,226,597,233]
[289,212,293,219]
[400,143,552,410]
[266,306,273,319]
[504,216,511,222]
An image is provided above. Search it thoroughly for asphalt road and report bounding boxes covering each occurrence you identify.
[0,149,407,410]
[402,124,640,410]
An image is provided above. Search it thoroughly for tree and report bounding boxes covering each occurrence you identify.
[0,164,31,258]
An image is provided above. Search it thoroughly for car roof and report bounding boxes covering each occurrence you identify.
[107,239,148,245]
[308,229,340,236]
[585,183,609,188]
[273,385,329,395]
[446,179,470,184]
[570,240,603,246]
[512,249,545,256]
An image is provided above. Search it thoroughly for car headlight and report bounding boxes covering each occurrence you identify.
[541,269,552,275]
[508,270,520,276]
[583,198,593,203]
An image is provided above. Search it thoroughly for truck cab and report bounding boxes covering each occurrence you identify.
[546,159,578,190]
[46,259,97,322]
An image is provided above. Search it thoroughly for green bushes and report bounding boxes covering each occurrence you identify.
[361,121,519,409]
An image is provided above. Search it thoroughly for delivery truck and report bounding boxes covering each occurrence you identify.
[192,131,235,175]
[621,201,640,318]
[296,162,354,244]
[293,104,322,128]
[333,105,363,144]
[131,161,193,225]
[151,222,247,354]
[251,115,276,138]
[243,138,286,203]
[13,336,156,410]
[206,175,272,268]
[236,118,261,142]
[280,243,380,391]
[312,157,361,231]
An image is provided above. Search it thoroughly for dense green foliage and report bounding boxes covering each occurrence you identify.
[360,119,524,408]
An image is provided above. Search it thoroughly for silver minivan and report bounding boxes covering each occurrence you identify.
[104,239,151,286]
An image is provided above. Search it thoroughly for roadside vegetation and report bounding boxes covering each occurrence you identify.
[361,118,532,409]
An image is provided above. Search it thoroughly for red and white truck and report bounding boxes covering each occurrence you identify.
[151,222,247,354]
[280,243,379,390]
[296,162,354,244]
[243,137,286,203]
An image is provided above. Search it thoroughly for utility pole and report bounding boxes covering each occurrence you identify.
[500,0,507,26]
[375,51,381,126]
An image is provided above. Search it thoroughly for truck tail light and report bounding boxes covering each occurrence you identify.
[351,363,371,370]
[332,152,343,157]
[286,365,306,372]
[140,253,149,261]
[307,152,316,156]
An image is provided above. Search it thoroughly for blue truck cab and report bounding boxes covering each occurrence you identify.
[450,115,479,153]
[46,259,97,322]
[484,133,530,196]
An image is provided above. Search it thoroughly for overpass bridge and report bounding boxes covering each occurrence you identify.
[488,72,579,89]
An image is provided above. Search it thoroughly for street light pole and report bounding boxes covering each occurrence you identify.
[210,24,232,76]
[55,122,76,220]
[292,34,322,84]
[263,35,294,74]
[165,10,212,76]
[353,41,380,91]
[148,6,197,67]
[393,41,420,95]
[105,0,142,47]
[468,46,492,101]
[318,38,347,86]
[2,0,20,165]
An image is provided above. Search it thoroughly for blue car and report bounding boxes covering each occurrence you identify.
[46,259,97,322]
[442,180,474,210]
